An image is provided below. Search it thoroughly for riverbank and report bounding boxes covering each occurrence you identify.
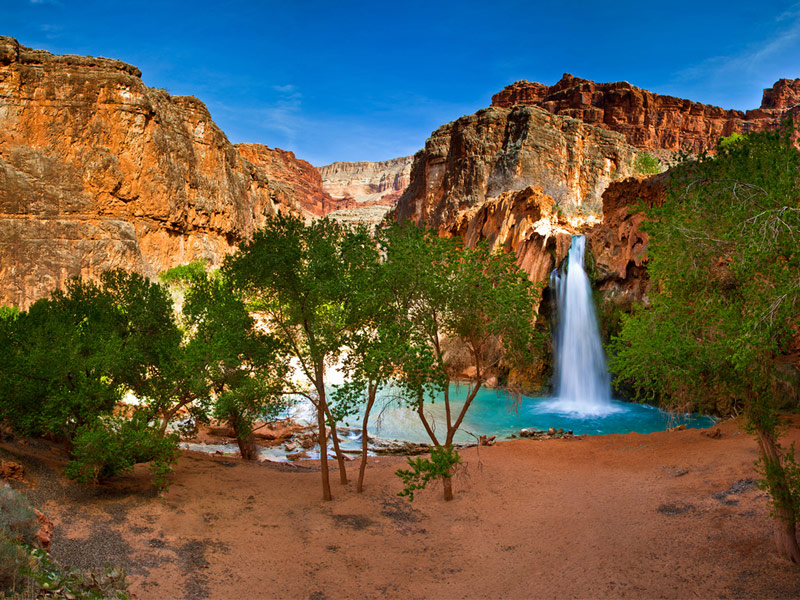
[2,416,799,599]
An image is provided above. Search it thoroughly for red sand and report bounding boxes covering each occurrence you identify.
[6,417,800,599]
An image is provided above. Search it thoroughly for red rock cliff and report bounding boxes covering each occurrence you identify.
[0,36,305,308]
[236,144,355,217]
[394,105,639,229]
[492,74,800,154]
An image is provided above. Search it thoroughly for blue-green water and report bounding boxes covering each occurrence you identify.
[331,383,715,444]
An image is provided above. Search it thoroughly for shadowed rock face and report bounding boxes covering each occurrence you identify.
[492,73,800,153]
[0,36,304,308]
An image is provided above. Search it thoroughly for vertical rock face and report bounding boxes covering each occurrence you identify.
[236,144,355,217]
[317,156,413,206]
[0,36,303,308]
[491,73,800,154]
[394,104,639,229]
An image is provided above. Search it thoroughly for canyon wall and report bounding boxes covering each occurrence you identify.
[394,105,640,229]
[318,156,412,205]
[0,36,307,308]
[492,73,800,154]
[237,144,354,217]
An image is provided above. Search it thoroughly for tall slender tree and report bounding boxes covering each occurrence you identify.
[383,223,542,501]
[225,214,377,500]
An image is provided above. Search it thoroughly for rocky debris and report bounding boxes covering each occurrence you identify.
[667,424,687,432]
[713,478,758,506]
[368,436,432,456]
[702,427,723,439]
[479,435,496,446]
[0,36,305,309]
[237,144,354,216]
[318,156,413,207]
[0,459,24,481]
[33,508,54,550]
[518,428,577,440]
[491,73,800,154]
[657,502,695,515]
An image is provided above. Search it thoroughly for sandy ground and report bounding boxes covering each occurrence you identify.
[3,417,800,600]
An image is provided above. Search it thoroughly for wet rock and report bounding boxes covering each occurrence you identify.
[284,442,298,452]
[286,451,310,462]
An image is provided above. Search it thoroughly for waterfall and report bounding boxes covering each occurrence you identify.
[544,235,619,417]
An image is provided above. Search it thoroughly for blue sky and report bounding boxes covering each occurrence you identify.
[3,0,800,166]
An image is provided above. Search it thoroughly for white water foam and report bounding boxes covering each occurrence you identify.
[542,235,622,417]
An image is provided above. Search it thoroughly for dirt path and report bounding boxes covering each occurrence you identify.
[3,417,800,599]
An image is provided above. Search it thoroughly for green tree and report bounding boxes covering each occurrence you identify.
[225,214,377,500]
[610,123,800,562]
[0,271,183,489]
[383,223,542,501]
[179,270,292,460]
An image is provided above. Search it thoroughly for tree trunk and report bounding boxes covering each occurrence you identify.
[325,407,348,485]
[442,474,454,502]
[357,383,377,493]
[230,413,258,461]
[755,426,800,563]
[315,367,332,501]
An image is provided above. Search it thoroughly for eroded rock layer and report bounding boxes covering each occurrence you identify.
[0,36,303,308]
[237,144,354,217]
[394,105,640,229]
[318,156,413,206]
[492,74,800,154]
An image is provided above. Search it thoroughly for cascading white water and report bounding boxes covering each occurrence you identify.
[544,234,619,417]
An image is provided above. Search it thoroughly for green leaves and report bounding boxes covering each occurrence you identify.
[612,121,800,416]
[395,445,462,502]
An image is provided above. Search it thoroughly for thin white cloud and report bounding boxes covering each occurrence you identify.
[673,7,800,93]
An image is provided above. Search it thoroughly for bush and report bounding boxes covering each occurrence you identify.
[65,414,179,492]
[634,152,662,175]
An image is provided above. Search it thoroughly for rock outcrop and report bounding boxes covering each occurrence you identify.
[0,36,304,308]
[585,175,667,307]
[237,144,354,217]
[492,74,800,154]
[394,105,640,229]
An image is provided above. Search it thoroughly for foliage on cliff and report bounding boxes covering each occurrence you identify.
[609,122,800,562]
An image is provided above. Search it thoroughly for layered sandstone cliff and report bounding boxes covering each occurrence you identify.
[318,156,412,205]
[0,36,304,308]
[394,104,640,229]
[492,74,800,154]
[237,144,354,217]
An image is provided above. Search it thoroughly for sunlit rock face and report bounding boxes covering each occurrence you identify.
[237,144,354,217]
[0,36,303,308]
[394,105,639,230]
[318,156,413,206]
[492,73,800,154]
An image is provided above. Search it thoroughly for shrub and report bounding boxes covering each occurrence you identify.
[65,414,179,492]
[634,152,662,175]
